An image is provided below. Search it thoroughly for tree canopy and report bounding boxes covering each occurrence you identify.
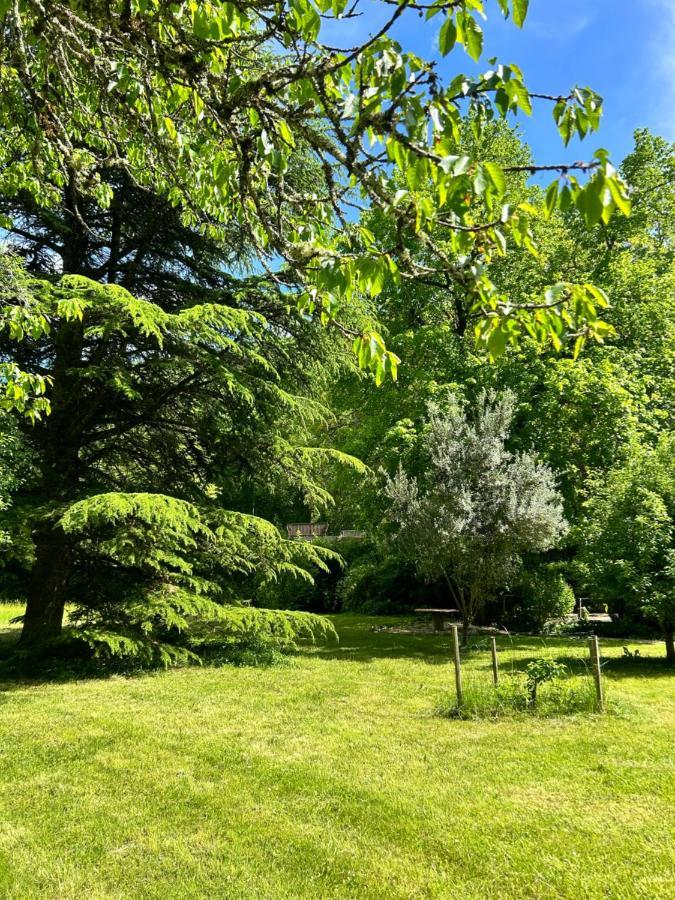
[0,3,670,663]
[0,170,363,656]
[1,0,630,408]
[294,128,674,656]
[578,436,675,662]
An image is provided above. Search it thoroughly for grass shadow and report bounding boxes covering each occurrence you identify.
[299,617,458,665]
[601,655,674,679]
[300,617,674,677]
[2,613,671,690]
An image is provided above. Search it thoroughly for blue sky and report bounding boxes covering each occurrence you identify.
[327,0,674,166]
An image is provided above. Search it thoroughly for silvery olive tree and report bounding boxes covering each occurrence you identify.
[385,391,567,642]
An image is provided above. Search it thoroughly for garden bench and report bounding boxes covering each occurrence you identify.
[414,608,459,632]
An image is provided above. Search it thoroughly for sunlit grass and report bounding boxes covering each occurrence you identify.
[0,608,673,898]
[0,601,23,629]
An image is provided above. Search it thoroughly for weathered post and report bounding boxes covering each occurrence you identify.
[490,636,499,687]
[589,635,604,711]
[452,624,463,708]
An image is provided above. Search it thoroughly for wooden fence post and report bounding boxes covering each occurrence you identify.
[490,636,499,687]
[589,635,604,711]
[452,625,463,708]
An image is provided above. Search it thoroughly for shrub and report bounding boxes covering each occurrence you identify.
[525,657,566,704]
[337,551,442,615]
[517,566,576,631]
[577,436,675,661]
[385,392,568,643]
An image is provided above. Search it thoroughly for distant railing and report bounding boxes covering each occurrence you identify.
[285,524,366,540]
[285,523,328,539]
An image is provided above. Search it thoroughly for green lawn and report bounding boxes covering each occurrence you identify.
[1,605,673,899]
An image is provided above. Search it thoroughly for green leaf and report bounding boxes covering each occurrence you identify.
[584,284,610,307]
[512,0,529,27]
[576,179,604,228]
[463,15,483,62]
[277,119,296,148]
[473,166,489,196]
[439,17,457,55]
[163,117,178,142]
[606,175,631,217]
[572,335,585,361]
[558,184,572,212]
[387,351,400,381]
[544,180,559,218]
[483,162,506,197]
[493,228,507,254]
[439,154,470,176]
[487,324,508,358]
[356,256,388,298]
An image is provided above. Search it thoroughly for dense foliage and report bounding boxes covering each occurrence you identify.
[0,2,671,663]
[303,128,673,655]
[578,437,675,662]
[517,566,576,632]
[1,0,630,412]
[0,178,359,659]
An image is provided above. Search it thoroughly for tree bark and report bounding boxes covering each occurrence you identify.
[665,627,674,665]
[17,234,85,648]
[441,570,471,646]
[19,524,72,645]
[18,336,81,648]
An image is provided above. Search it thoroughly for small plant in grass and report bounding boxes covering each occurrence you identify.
[525,658,566,706]
[467,638,490,652]
[538,676,600,715]
[439,672,604,719]
[438,654,606,720]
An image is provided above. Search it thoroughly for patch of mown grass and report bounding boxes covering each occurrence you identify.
[0,609,673,899]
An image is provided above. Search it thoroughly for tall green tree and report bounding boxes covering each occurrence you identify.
[323,129,673,529]
[0,180,361,656]
[314,128,673,626]
[0,2,637,653]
